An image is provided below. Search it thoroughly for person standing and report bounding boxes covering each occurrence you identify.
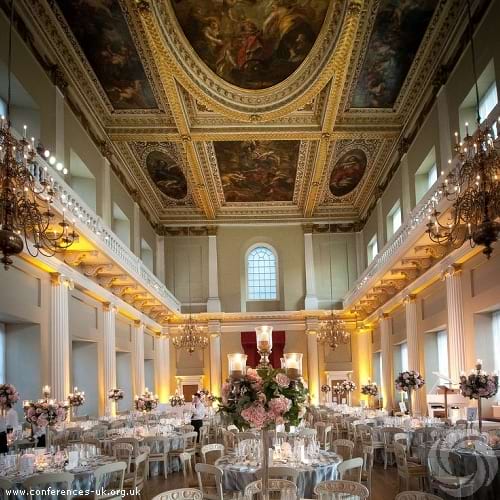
[191,392,206,442]
[0,412,8,454]
[5,403,18,434]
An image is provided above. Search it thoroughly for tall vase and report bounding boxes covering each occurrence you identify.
[261,429,270,500]
[407,387,413,417]
[477,397,482,433]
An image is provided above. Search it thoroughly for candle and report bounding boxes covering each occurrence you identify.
[284,353,303,379]
[42,385,51,397]
[228,353,247,379]
[256,325,273,351]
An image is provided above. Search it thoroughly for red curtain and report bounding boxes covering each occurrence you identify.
[241,331,285,369]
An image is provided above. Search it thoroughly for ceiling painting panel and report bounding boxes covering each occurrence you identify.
[351,0,438,109]
[213,140,300,203]
[171,0,330,90]
[329,149,367,197]
[55,0,157,110]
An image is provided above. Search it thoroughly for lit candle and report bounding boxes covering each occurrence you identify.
[42,385,51,397]
[465,122,470,136]
[284,353,303,379]
[256,325,273,351]
[228,353,247,379]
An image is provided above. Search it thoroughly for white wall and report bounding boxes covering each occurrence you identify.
[71,340,99,417]
[116,351,133,411]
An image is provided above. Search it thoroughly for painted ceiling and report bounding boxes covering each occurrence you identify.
[18,0,466,226]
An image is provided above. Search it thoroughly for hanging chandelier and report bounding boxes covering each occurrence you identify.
[316,223,350,350]
[426,0,499,259]
[0,0,77,269]
[317,311,350,351]
[170,227,208,354]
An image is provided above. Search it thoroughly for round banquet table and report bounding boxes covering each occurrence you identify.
[215,452,342,499]
[0,454,118,500]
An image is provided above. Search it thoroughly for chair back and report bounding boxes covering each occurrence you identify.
[338,457,363,482]
[183,432,198,453]
[235,432,257,442]
[133,452,149,491]
[152,489,203,500]
[222,429,235,451]
[180,425,195,433]
[394,442,409,473]
[91,424,109,439]
[256,466,300,483]
[67,427,83,442]
[23,472,75,499]
[314,480,370,499]
[395,492,442,500]
[179,452,194,487]
[195,463,224,500]
[383,427,404,446]
[93,461,127,500]
[244,479,297,500]
[201,443,225,464]
[115,437,140,456]
[331,439,355,460]
[112,442,134,471]
[199,425,210,445]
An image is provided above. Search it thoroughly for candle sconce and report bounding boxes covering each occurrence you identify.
[256,325,273,368]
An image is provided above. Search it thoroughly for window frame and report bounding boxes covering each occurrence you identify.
[245,243,279,302]
[367,234,378,265]
[386,200,402,239]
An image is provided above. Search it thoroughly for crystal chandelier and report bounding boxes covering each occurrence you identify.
[317,311,350,351]
[316,223,350,350]
[170,227,208,353]
[0,0,77,269]
[426,0,499,259]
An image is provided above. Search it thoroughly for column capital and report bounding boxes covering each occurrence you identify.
[208,319,221,337]
[102,301,118,313]
[441,263,462,280]
[207,226,218,236]
[403,294,417,305]
[50,272,74,289]
[378,312,390,322]
[302,223,314,234]
[133,319,144,328]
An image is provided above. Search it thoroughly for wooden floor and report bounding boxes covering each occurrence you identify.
[137,462,403,500]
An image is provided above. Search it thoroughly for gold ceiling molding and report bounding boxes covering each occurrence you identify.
[137,0,362,121]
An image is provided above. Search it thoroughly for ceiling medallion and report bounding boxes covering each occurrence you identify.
[145,0,354,119]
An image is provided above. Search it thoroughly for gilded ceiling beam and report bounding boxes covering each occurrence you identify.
[303,2,362,218]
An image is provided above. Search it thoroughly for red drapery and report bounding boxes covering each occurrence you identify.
[241,331,285,369]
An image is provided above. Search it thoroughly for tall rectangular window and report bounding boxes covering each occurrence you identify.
[400,342,408,372]
[436,330,449,377]
[387,201,402,239]
[367,235,378,265]
[479,82,498,123]
[415,148,438,203]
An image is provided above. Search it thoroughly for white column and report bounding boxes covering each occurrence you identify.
[207,231,222,312]
[155,234,166,284]
[442,265,466,382]
[132,320,145,396]
[55,88,65,161]
[103,302,117,415]
[154,332,170,403]
[306,317,320,406]
[208,320,222,396]
[404,295,425,415]
[436,85,453,169]
[304,228,319,310]
[101,157,112,227]
[133,202,141,257]
[50,273,72,401]
[380,313,394,412]
[400,155,412,219]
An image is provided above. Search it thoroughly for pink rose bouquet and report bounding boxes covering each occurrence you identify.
[395,371,425,392]
[459,361,498,400]
[0,383,19,409]
[108,388,124,402]
[135,390,159,413]
[24,400,68,427]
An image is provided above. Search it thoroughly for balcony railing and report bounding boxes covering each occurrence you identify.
[27,146,181,313]
[343,105,500,309]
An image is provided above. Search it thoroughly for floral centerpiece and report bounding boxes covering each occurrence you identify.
[361,382,378,397]
[169,393,185,407]
[135,390,159,413]
[67,388,85,407]
[108,388,124,402]
[321,384,331,393]
[0,383,19,411]
[24,400,67,428]
[199,389,216,405]
[340,379,356,405]
[395,370,425,416]
[219,367,308,431]
[459,359,498,432]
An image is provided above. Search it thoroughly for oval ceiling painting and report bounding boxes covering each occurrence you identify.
[171,0,330,89]
[146,151,188,200]
[329,149,367,197]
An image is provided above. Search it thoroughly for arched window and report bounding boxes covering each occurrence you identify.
[246,245,278,300]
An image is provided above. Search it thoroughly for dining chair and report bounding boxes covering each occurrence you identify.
[198,425,210,446]
[361,445,374,498]
[112,442,134,473]
[114,437,141,457]
[93,461,127,500]
[382,427,404,469]
[394,443,427,492]
[395,492,442,500]
[314,480,370,499]
[195,463,224,500]
[297,428,317,439]
[91,424,109,440]
[123,451,148,496]
[67,426,83,443]
[180,451,195,487]
[222,429,236,452]
[331,438,355,460]
[143,436,169,478]
[169,432,198,469]
[180,425,195,433]
[152,488,203,500]
[23,472,75,499]
[244,478,297,500]
[227,425,239,433]
[201,443,225,464]
[255,466,300,484]
[235,432,257,442]
[337,457,364,482]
